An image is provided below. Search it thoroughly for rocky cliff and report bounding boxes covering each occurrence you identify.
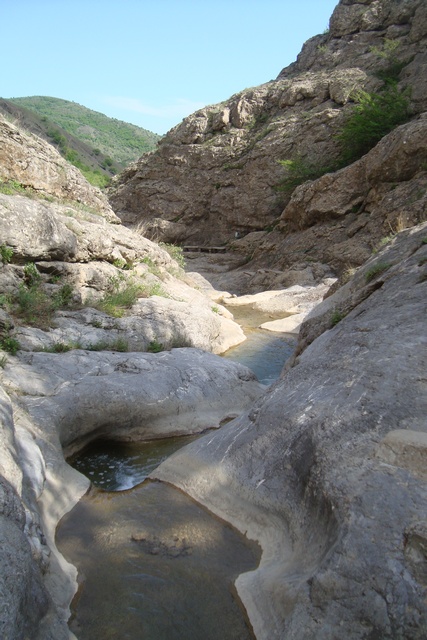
[109,0,427,291]
[0,0,426,638]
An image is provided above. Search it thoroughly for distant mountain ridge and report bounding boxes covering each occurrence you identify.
[0,96,160,187]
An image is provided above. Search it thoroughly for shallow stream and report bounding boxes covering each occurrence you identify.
[57,308,296,639]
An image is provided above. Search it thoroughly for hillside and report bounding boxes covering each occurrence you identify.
[3,96,160,180]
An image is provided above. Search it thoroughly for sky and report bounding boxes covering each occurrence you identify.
[2,0,338,135]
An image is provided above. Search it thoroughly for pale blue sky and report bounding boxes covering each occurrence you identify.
[2,0,338,134]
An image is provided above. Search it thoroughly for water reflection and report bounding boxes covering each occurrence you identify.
[223,304,296,385]
[57,481,259,640]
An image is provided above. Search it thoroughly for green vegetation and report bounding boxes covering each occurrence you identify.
[159,243,186,269]
[42,342,76,353]
[113,258,134,271]
[0,354,8,368]
[330,310,345,326]
[276,157,336,194]
[10,263,75,327]
[370,39,408,84]
[142,256,162,277]
[0,179,29,196]
[86,337,129,352]
[365,262,392,282]
[146,282,168,297]
[23,262,41,287]
[337,83,410,164]
[0,245,14,264]
[147,339,164,353]
[46,127,112,187]
[0,336,20,355]
[9,96,160,166]
[96,275,142,317]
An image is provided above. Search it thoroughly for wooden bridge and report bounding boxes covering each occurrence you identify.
[183,246,228,254]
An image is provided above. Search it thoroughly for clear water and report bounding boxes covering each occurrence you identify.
[58,306,295,639]
[223,304,296,385]
[57,480,259,640]
[68,435,199,492]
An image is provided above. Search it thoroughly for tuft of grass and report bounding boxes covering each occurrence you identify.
[365,262,391,282]
[159,243,186,269]
[43,342,75,353]
[142,256,162,277]
[0,354,8,368]
[87,337,129,352]
[96,275,142,317]
[331,310,345,326]
[14,275,75,328]
[0,336,20,355]
[147,339,164,353]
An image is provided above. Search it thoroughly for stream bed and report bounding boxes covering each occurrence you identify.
[57,309,296,639]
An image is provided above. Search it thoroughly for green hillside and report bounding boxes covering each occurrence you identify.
[9,96,160,167]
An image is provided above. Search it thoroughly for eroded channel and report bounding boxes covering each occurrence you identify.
[56,310,296,639]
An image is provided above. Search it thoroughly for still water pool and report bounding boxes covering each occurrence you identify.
[57,308,295,639]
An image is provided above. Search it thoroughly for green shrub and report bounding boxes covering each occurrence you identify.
[15,285,48,325]
[0,336,20,355]
[0,245,14,264]
[23,262,41,287]
[371,39,408,84]
[52,283,74,309]
[337,83,410,164]
[276,157,336,194]
[14,277,74,327]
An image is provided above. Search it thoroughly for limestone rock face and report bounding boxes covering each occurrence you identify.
[152,222,427,639]
[0,115,117,220]
[225,114,427,290]
[0,191,244,354]
[4,348,265,454]
[109,0,427,252]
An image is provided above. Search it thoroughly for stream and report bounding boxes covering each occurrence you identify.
[56,308,296,640]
